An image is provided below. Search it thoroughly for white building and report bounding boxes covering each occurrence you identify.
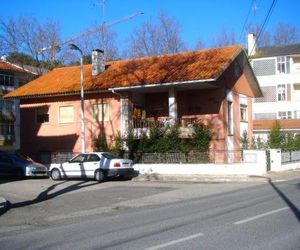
[248,34,300,141]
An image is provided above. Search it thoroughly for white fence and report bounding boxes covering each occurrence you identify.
[134,150,268,176]
[134,149,300,176]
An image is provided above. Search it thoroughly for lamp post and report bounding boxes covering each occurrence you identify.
[69,44,85,153]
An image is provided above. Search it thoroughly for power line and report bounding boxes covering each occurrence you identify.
[239,0,257,43]
[248,0,277,57]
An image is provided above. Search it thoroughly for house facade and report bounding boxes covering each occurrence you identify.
[5,46,262,163]
[0,57,36,151]
[248,34,300,141]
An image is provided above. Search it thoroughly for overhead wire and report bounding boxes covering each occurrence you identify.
[239,0,257,43]
[248,0,277,57]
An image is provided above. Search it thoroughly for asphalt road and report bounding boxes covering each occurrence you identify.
[0,177,299,249]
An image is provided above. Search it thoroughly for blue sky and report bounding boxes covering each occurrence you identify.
[3,0,300,50]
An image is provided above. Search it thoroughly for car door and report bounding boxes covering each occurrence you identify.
[61,154,85,177]
[0,154,16,176]
[83,154,101,177]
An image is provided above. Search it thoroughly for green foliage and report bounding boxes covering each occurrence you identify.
[93,132,108,152]
[241,130,249,149]
[110,132,125,157]
[268,120,284,149]
[190,122,212,151]
[283,132,296,150]
[251,136,267,149]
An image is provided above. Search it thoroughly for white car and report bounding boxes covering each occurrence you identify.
[49,152,134,182]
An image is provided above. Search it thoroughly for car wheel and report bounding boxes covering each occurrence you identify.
[50,169,61,181]
[95,169,105,182]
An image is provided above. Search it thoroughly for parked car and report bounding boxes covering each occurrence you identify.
[0,152,48,178]
[49,152,134,182]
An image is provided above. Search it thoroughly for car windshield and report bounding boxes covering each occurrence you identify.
[102,153,118,160]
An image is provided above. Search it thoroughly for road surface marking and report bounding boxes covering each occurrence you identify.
[145,232,204,250]
[233,207,289,225]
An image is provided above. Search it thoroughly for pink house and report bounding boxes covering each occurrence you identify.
[5,45,262,163]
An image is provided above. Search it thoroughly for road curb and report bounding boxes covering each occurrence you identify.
[0,197,8,215]
[132,174,270,183]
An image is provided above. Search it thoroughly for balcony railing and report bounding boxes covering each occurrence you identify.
[127,118,200,138]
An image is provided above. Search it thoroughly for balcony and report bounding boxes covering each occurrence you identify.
[127,117,200,138]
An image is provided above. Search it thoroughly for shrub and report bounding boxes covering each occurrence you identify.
[190,122,212,151]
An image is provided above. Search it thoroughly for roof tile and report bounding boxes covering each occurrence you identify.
[5,45,242,98]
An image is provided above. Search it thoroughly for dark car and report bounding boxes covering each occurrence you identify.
[0,152,48,178]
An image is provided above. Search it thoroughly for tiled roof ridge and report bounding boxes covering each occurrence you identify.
[53,44,243,71]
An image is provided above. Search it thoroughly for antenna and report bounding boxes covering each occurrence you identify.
[38,8,144,57]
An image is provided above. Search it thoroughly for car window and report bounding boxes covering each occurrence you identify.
[85,154,100,162]
[69,154,85,163]
[101,153,117,160]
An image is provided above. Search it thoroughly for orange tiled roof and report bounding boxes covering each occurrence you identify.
[0,61,27,73]
[5,45,242,99]
[253,119,300,130]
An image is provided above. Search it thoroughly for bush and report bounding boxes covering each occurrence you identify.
[269,120,284,149]
[190,122,212,151]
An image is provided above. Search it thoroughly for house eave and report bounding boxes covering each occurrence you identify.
[108,78,217,92]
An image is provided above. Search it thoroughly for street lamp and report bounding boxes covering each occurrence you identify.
[69,44,85,153]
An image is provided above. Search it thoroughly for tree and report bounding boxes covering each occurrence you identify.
[210,28,237,48]
[127,11,186,57]
[246,23,272,47]
[273,22,299,45]
[269,120,284,149]
[76,23,119,61]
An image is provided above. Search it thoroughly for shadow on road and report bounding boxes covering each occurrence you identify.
[268,179,300,223]
[9,180,99,209]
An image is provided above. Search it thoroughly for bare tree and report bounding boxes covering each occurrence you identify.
[273,22,299,45]
[76,23,119,61]
[0,16,62,64]
[127,11,186,57]
[194,39,205,50]
[210,28,237,48]
[246,23,272,47]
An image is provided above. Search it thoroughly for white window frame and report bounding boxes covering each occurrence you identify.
[240,104,247,122]
[92,103,109,122]
[277,56,290,74]
[59,106,74,124]
[277,84,287,101]
[278,111,292,119]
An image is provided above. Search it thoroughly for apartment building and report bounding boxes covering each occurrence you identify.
[248,34,300,141]
[0,56,36,150]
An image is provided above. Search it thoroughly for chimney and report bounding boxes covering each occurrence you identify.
[247,34,256,57]
[1,55,7,62]
[92,49,105,76]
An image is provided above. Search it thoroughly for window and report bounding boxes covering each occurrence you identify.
[278,111,292,119]
[86,154,100,162]
[277,56,290,74]
[59,106,74,123]
[227,101,233,135]
[0,73,14,87]
[240,105,247,122]
[36,107,49,123]
[294,110,300,119]
[277,84,286,101]
[93,103,109,122]
[0,121,14,136]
